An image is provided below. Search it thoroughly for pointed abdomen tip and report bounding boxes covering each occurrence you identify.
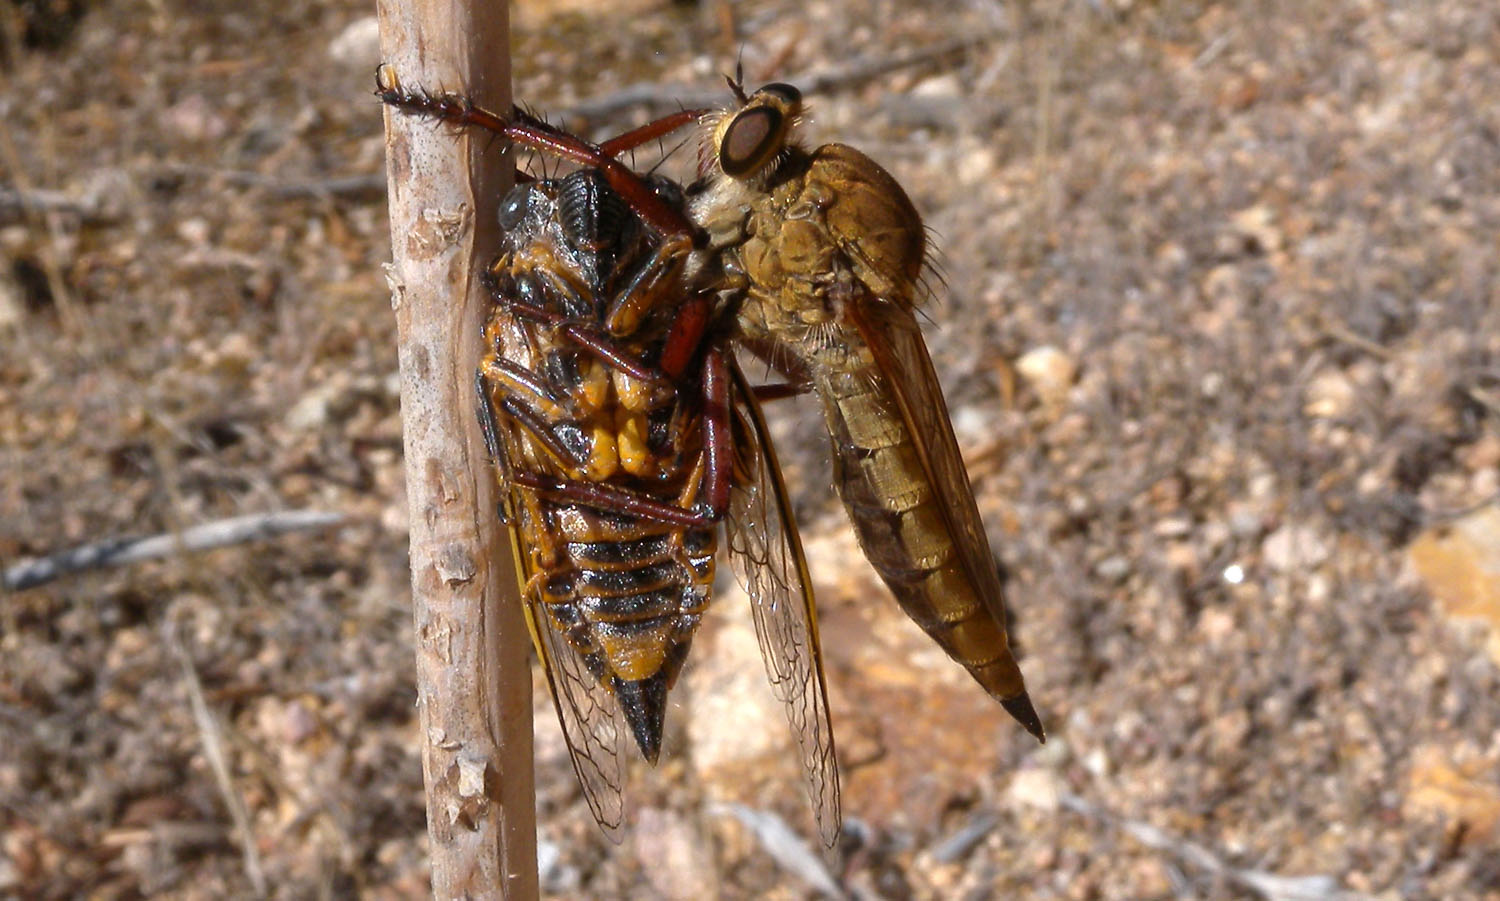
[1002,692,1046,743]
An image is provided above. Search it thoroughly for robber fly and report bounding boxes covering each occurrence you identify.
[687,78,1045,742]
[377,66,840,845]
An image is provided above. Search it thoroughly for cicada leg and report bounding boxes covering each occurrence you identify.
[481,266,671,387]
[480,385,719,536]
[509,472,717,529]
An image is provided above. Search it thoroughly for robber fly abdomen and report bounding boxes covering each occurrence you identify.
[690,81,1045,740]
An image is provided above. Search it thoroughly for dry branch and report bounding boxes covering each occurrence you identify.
[558,35,989,121]
[375,2,537,898]
[2,510,345,591]
[1059,793,1367,901]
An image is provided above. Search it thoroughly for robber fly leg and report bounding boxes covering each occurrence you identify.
[656,296,713,380]
[376,65,705,240]
[698,347,734,519]
[733,335,814,403]
[598,109,707,157]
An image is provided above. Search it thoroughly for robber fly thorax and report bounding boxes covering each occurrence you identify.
[687,80,1045,741]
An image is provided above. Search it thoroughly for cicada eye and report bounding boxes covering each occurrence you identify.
[498,185,533,231]
[643,174,685,211]
[719,106,784,178]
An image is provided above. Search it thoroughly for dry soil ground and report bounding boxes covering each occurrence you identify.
[3,0,1499,898]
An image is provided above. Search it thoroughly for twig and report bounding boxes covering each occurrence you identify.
[3,510,346,591]
[1317,316,1500,415]
[0,185,120,225]
[710,803,846,900]
[1059,792,1373,901]
[1315,317,1395,361]
[153,163,388,201]
[376,1,538,898]
[166,622,268,898]
[560,35,992,121]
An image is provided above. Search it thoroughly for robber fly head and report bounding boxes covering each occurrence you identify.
[700,82,803,185]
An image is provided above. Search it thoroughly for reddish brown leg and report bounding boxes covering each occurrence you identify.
[482,354,563,411]
[750,382,811,403]
[698,348,734,517]
[495,395,589,469]
[598,109,707,157]
[511,471,718,528]
[479,367,718,527]
[658,297,712,379]
[377,66,704,240]
[481,268,671,385]
[732,335,813,402]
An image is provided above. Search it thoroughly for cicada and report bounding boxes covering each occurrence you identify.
[687,78,1045,742]
[377,66,840,845]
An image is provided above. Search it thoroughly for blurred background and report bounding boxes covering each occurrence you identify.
[2,0,1498,897]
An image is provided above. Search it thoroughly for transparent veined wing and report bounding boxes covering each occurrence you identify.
[723,357,841,848]
[480,376,630,841]
[524,587,629,841]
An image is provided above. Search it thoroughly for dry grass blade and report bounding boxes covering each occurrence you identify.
[166,624,268,899]
[1060,793,1370,901]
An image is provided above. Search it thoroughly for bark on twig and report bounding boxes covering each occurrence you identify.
[375,2,537,898]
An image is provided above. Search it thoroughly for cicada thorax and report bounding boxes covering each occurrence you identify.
[481,168,716,762]
[691,82,1045,741]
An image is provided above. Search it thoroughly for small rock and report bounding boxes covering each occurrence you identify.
[1304,368,1359,419]
[1408,505,1500,667]
[633,808,719,901]
[176,217,211,247]
[1005,768,1062,812]
[1094,555,1130,582]
[162,94,228,142]
[1231,204,1283,253]
[1016,345,1076,412]
[0,270,22,328]
[328,16,381,70]
[1404,744,1500,848]
[1262,523,1331,572]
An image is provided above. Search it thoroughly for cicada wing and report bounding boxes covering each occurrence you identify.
[479,371,629,841]
[525,590,629,842]
[723,358,841,848]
